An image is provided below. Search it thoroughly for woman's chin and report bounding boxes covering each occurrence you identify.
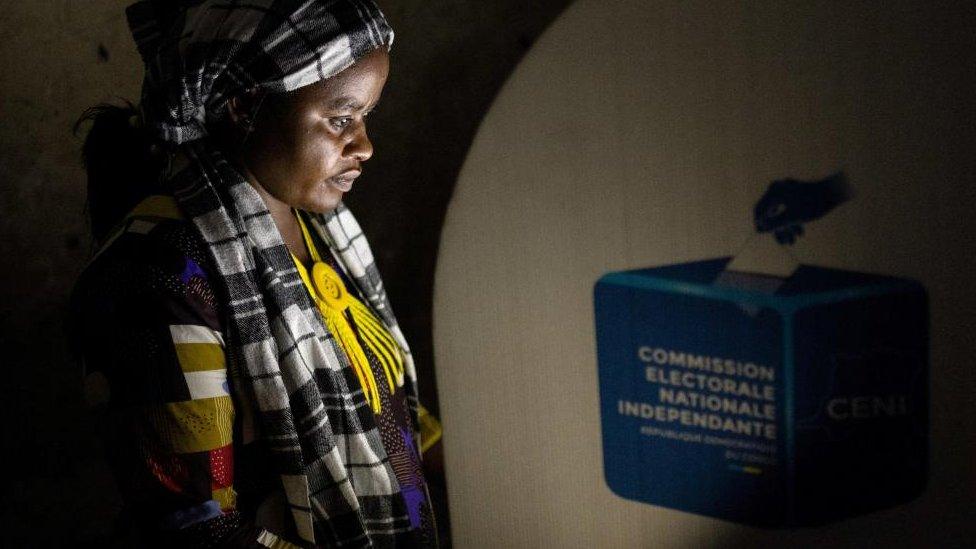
[303,189,344,214]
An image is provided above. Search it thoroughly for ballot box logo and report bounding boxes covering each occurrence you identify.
[825,394,908,422]
[821,348,913,423]
[594,173,928,527]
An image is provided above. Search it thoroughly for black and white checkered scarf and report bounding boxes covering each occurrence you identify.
[125,1,421,545]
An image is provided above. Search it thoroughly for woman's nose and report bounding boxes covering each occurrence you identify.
[345,122,373,162]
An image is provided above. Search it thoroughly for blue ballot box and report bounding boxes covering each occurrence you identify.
[594,257,927,527]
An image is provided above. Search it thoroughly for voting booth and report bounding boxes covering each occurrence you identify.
[434,0,972,546]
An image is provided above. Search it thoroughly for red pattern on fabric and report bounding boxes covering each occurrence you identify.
[210,444,234,489]
[147,452,190,494]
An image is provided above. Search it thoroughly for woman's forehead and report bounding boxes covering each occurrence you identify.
[295,51,389,109]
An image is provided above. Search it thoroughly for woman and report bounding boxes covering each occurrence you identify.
[70,1,439,547]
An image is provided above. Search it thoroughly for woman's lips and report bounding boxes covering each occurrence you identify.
[328,170,360,192]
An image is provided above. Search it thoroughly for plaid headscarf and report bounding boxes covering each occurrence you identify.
[124,1,422,546]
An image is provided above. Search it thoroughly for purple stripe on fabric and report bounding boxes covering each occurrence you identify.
[401,485,424,529]
[181,257,207,284]
[159,499,223,530]
[396,426,426,528]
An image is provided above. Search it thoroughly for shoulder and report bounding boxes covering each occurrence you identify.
[72,195,221,335]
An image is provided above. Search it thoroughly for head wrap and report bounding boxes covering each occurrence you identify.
[128,0,394,144]
[124,2,422,546]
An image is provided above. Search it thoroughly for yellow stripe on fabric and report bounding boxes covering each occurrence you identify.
[174,343,226,372]
[418,404,443,454]
[145,395,235,454]
[129,194,182,221]
[212,486,237,511]
[91,195,185,260]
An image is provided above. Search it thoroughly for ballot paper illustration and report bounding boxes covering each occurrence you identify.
[594,174,928,527]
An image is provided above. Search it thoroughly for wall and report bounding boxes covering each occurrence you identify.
[435,0,976,546]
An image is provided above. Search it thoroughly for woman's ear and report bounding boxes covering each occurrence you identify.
[226,88,264,133]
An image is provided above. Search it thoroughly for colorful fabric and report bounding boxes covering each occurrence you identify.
[72,197,296,547]
[296,213,438,547]
[73,196,439,546]
[118,1,425,546]
[416,407,442,454]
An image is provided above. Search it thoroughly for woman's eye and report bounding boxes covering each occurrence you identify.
[330,117,353,130]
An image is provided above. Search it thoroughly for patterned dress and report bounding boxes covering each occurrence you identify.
[71,195,438,547]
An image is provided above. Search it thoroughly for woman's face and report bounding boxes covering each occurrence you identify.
[235,47,390,214]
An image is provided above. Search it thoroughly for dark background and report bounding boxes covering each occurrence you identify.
[0,1,571,545]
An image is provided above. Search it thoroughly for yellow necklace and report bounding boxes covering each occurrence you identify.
[290,211,405,414]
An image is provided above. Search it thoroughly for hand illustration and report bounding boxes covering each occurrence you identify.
[753,171,851,244]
